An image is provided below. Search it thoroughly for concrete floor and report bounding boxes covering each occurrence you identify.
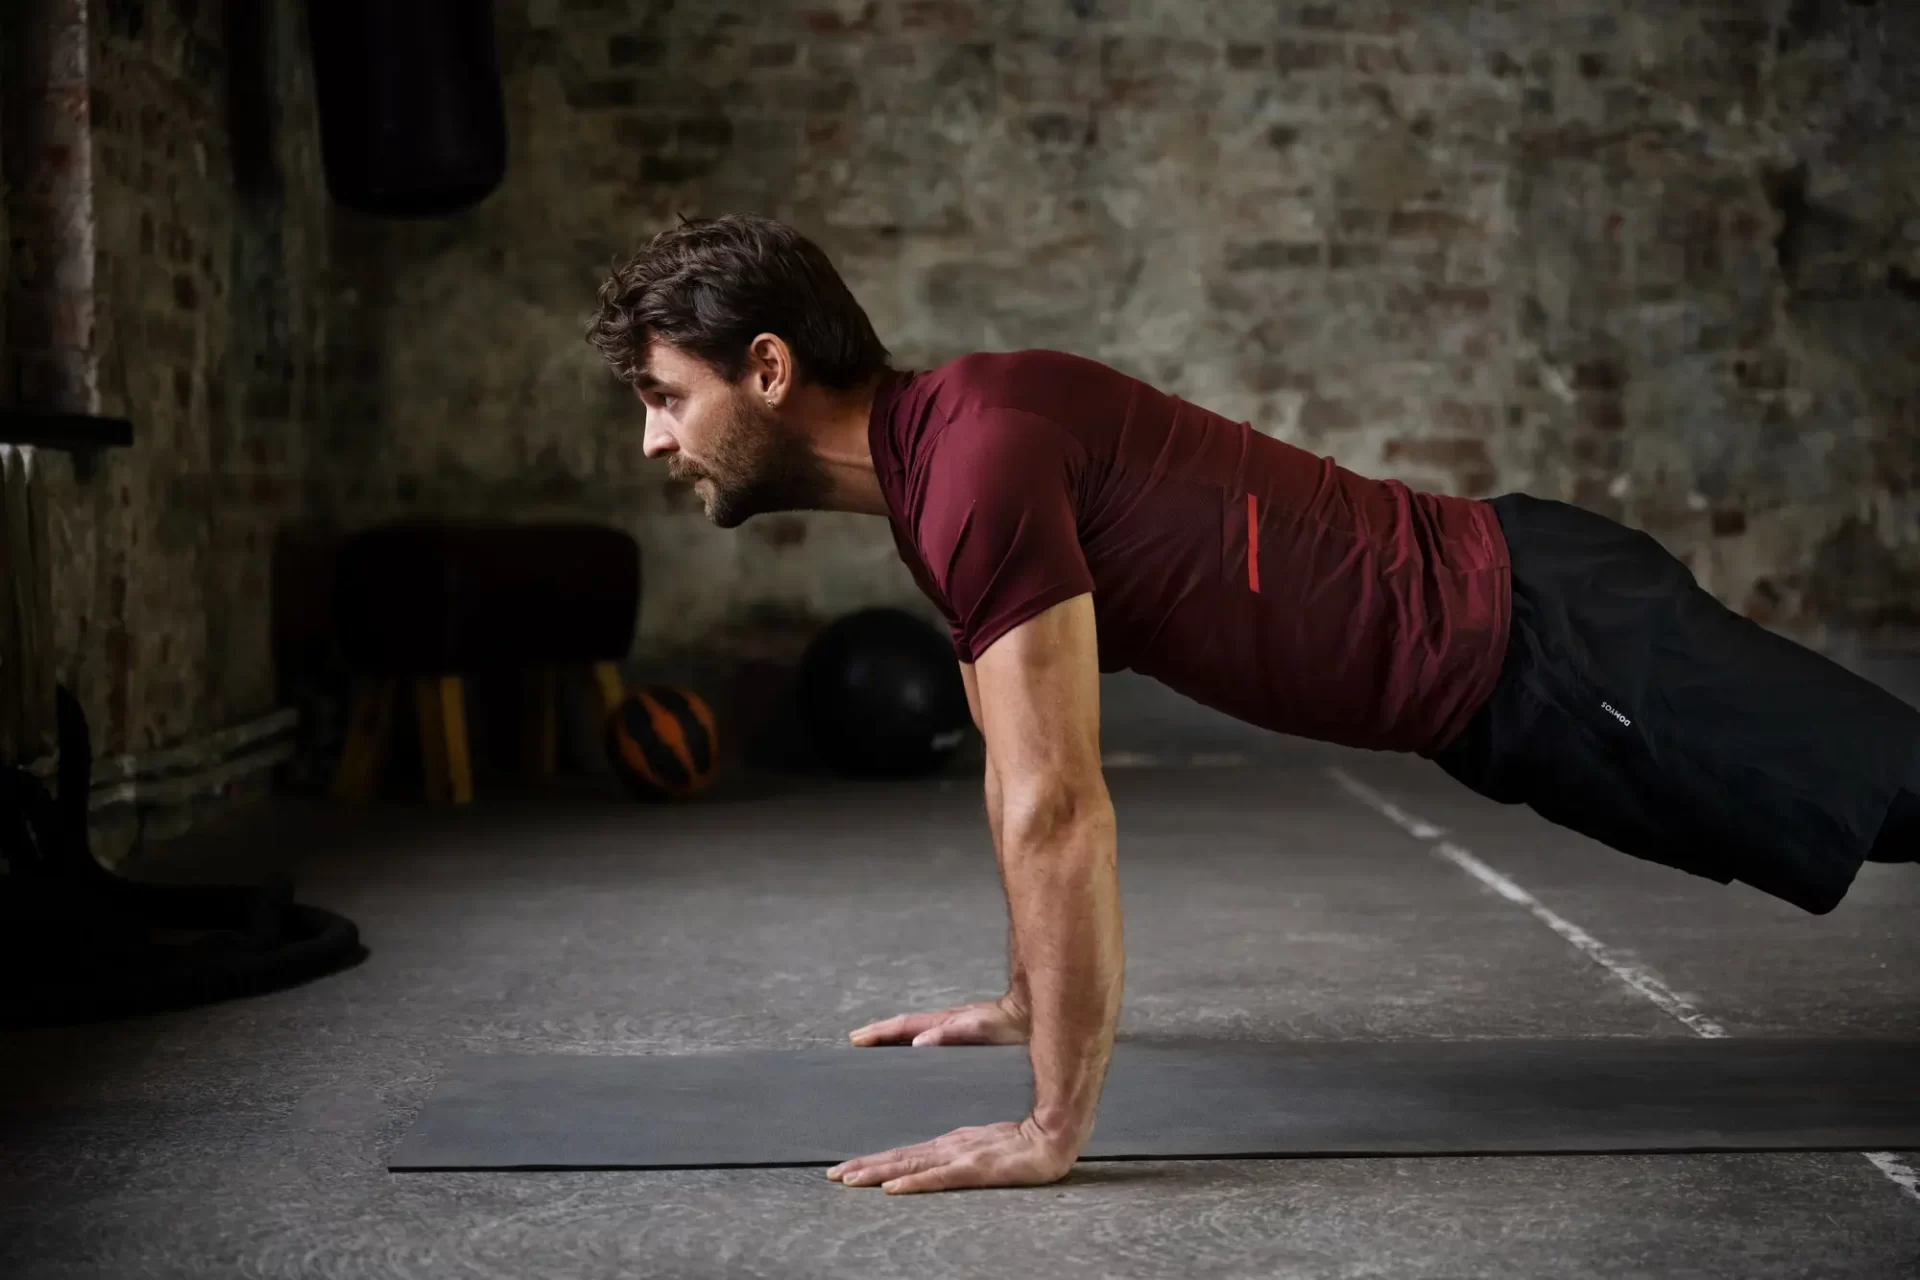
[2,672,1918,1278]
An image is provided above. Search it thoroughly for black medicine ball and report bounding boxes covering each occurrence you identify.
[795,608,972,778]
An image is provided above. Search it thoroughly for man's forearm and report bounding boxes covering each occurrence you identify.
[1002,797,1123,1143]
[984,759,1030,1007]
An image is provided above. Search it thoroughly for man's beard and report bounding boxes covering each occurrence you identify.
[669,394,834,529]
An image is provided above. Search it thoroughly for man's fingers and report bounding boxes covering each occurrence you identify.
[836,1151,936,1186]
[847,1015,904,1045]
[883,1166,968,1195]
[912,1015,991,1046]
[849,1009,949,1046]
[828,1138,937,1180]
[849,1000,1026,1048]
[829,1127,988,1182]
[840,1159,911,1186]
[832,1122,1072,1194]
[883,1153,997,1195]
[828,1149,902,1179]
[913,1015,1021,1047]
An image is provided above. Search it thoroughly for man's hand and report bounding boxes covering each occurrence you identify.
[832,595,1117,1198]
[848,995,1030,1046]
[827,1115,1080,1194]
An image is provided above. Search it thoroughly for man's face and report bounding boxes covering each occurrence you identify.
[636,340,831,528]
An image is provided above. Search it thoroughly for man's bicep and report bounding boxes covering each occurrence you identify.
[922,412,1094,663]
[972,593,1103,799]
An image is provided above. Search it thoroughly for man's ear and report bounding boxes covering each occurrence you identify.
[746,333,794,404]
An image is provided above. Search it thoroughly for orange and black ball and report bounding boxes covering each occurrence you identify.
[605,684,719,799]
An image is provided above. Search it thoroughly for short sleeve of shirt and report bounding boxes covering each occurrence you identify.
[913,409,1096,663]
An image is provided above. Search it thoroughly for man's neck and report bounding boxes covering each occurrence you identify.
[801,373,890,517]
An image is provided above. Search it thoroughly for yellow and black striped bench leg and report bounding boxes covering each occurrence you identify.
[414,675,473,806]
[332,677,396,804]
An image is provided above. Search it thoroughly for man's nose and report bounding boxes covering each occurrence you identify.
[642,418,676,460]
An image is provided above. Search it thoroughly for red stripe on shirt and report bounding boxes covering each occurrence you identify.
[1246,493,1261,593]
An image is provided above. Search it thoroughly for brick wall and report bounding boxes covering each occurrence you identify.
[315,0,1920,660]
[1503,1,1920,635]
[0,0,1903,829]
[4,0,1902,805]
[3,0,328,761]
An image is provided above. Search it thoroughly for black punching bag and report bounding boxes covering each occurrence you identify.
[307,1,507,217]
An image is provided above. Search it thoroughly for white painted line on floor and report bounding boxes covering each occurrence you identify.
[1865,1153,1920,1203]
[1429,839,1729,1039]
[1326,765,1920,1206]
[1327,769,1447,841]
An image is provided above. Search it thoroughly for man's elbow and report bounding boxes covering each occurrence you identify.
[1000,777,1114,849]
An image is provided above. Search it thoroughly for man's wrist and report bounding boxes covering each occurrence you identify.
[1025,1105,1096,1152]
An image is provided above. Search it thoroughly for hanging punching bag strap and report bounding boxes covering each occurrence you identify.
[308,0,508,218]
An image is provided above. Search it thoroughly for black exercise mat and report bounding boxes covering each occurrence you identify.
[389,1038,1920,1171]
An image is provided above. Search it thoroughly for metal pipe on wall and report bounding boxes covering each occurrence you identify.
[1,0,97,763]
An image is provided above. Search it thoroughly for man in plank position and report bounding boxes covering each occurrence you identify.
[588,214,1920,1195]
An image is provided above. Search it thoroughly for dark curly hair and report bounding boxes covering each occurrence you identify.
[587,214,891,390]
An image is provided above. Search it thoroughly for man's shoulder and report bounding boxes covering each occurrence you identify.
[906,350,1145,469]
[907,358,1092,533]
[925,348,1133,410]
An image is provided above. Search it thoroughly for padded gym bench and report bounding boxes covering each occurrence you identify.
[329,520,642,805]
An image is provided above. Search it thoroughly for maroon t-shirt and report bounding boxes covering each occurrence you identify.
[870,349,1511,754]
